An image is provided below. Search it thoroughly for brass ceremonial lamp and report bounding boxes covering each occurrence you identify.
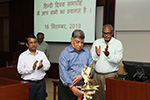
[76,62,99,100]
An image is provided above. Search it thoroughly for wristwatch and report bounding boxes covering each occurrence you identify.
[106,51,110,56]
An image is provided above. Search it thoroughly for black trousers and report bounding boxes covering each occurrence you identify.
[58,80,79,100]
[26,79,46,100]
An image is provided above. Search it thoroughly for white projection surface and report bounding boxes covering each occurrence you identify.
[34,0,96,43]
[115,0,150,31]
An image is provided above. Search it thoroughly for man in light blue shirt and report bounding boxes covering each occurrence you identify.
[17,34,51,100]
[37,32,50,59]
[90,24,123,100]
[58,29,95,100]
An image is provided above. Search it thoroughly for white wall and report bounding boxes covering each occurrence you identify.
[115,0,150,31]
[115,0,150,62]
[48,6,103,63]
[117,31,150,62]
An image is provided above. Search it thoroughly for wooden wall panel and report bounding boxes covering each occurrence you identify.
[9,0,33,60]
[0,18,3,51]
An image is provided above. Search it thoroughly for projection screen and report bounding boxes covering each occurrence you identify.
[34,0,96,43]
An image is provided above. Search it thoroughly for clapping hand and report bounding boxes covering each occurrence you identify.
[103,45,109,56]
[33,60,38,70]
[95,45,101,56]
[33,60,43,70]
[37,60,43,70]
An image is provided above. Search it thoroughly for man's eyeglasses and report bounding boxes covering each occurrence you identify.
[102,31,113,34]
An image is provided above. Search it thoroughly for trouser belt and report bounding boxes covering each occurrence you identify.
[23,78,44,83]
[95,70,117,75]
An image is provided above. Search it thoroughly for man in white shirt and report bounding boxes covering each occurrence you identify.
[90,24,123,100]
[17,34,51,100]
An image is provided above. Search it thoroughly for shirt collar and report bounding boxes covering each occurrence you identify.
[68,45,85,53]
[37,40,45,45]
[102,37,114,44]
[26,49,38,55]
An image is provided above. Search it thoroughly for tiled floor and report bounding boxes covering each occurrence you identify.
[46,78,58,100]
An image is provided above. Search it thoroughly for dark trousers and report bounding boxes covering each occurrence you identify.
[27,79,46,100]
[58,80,79,100]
